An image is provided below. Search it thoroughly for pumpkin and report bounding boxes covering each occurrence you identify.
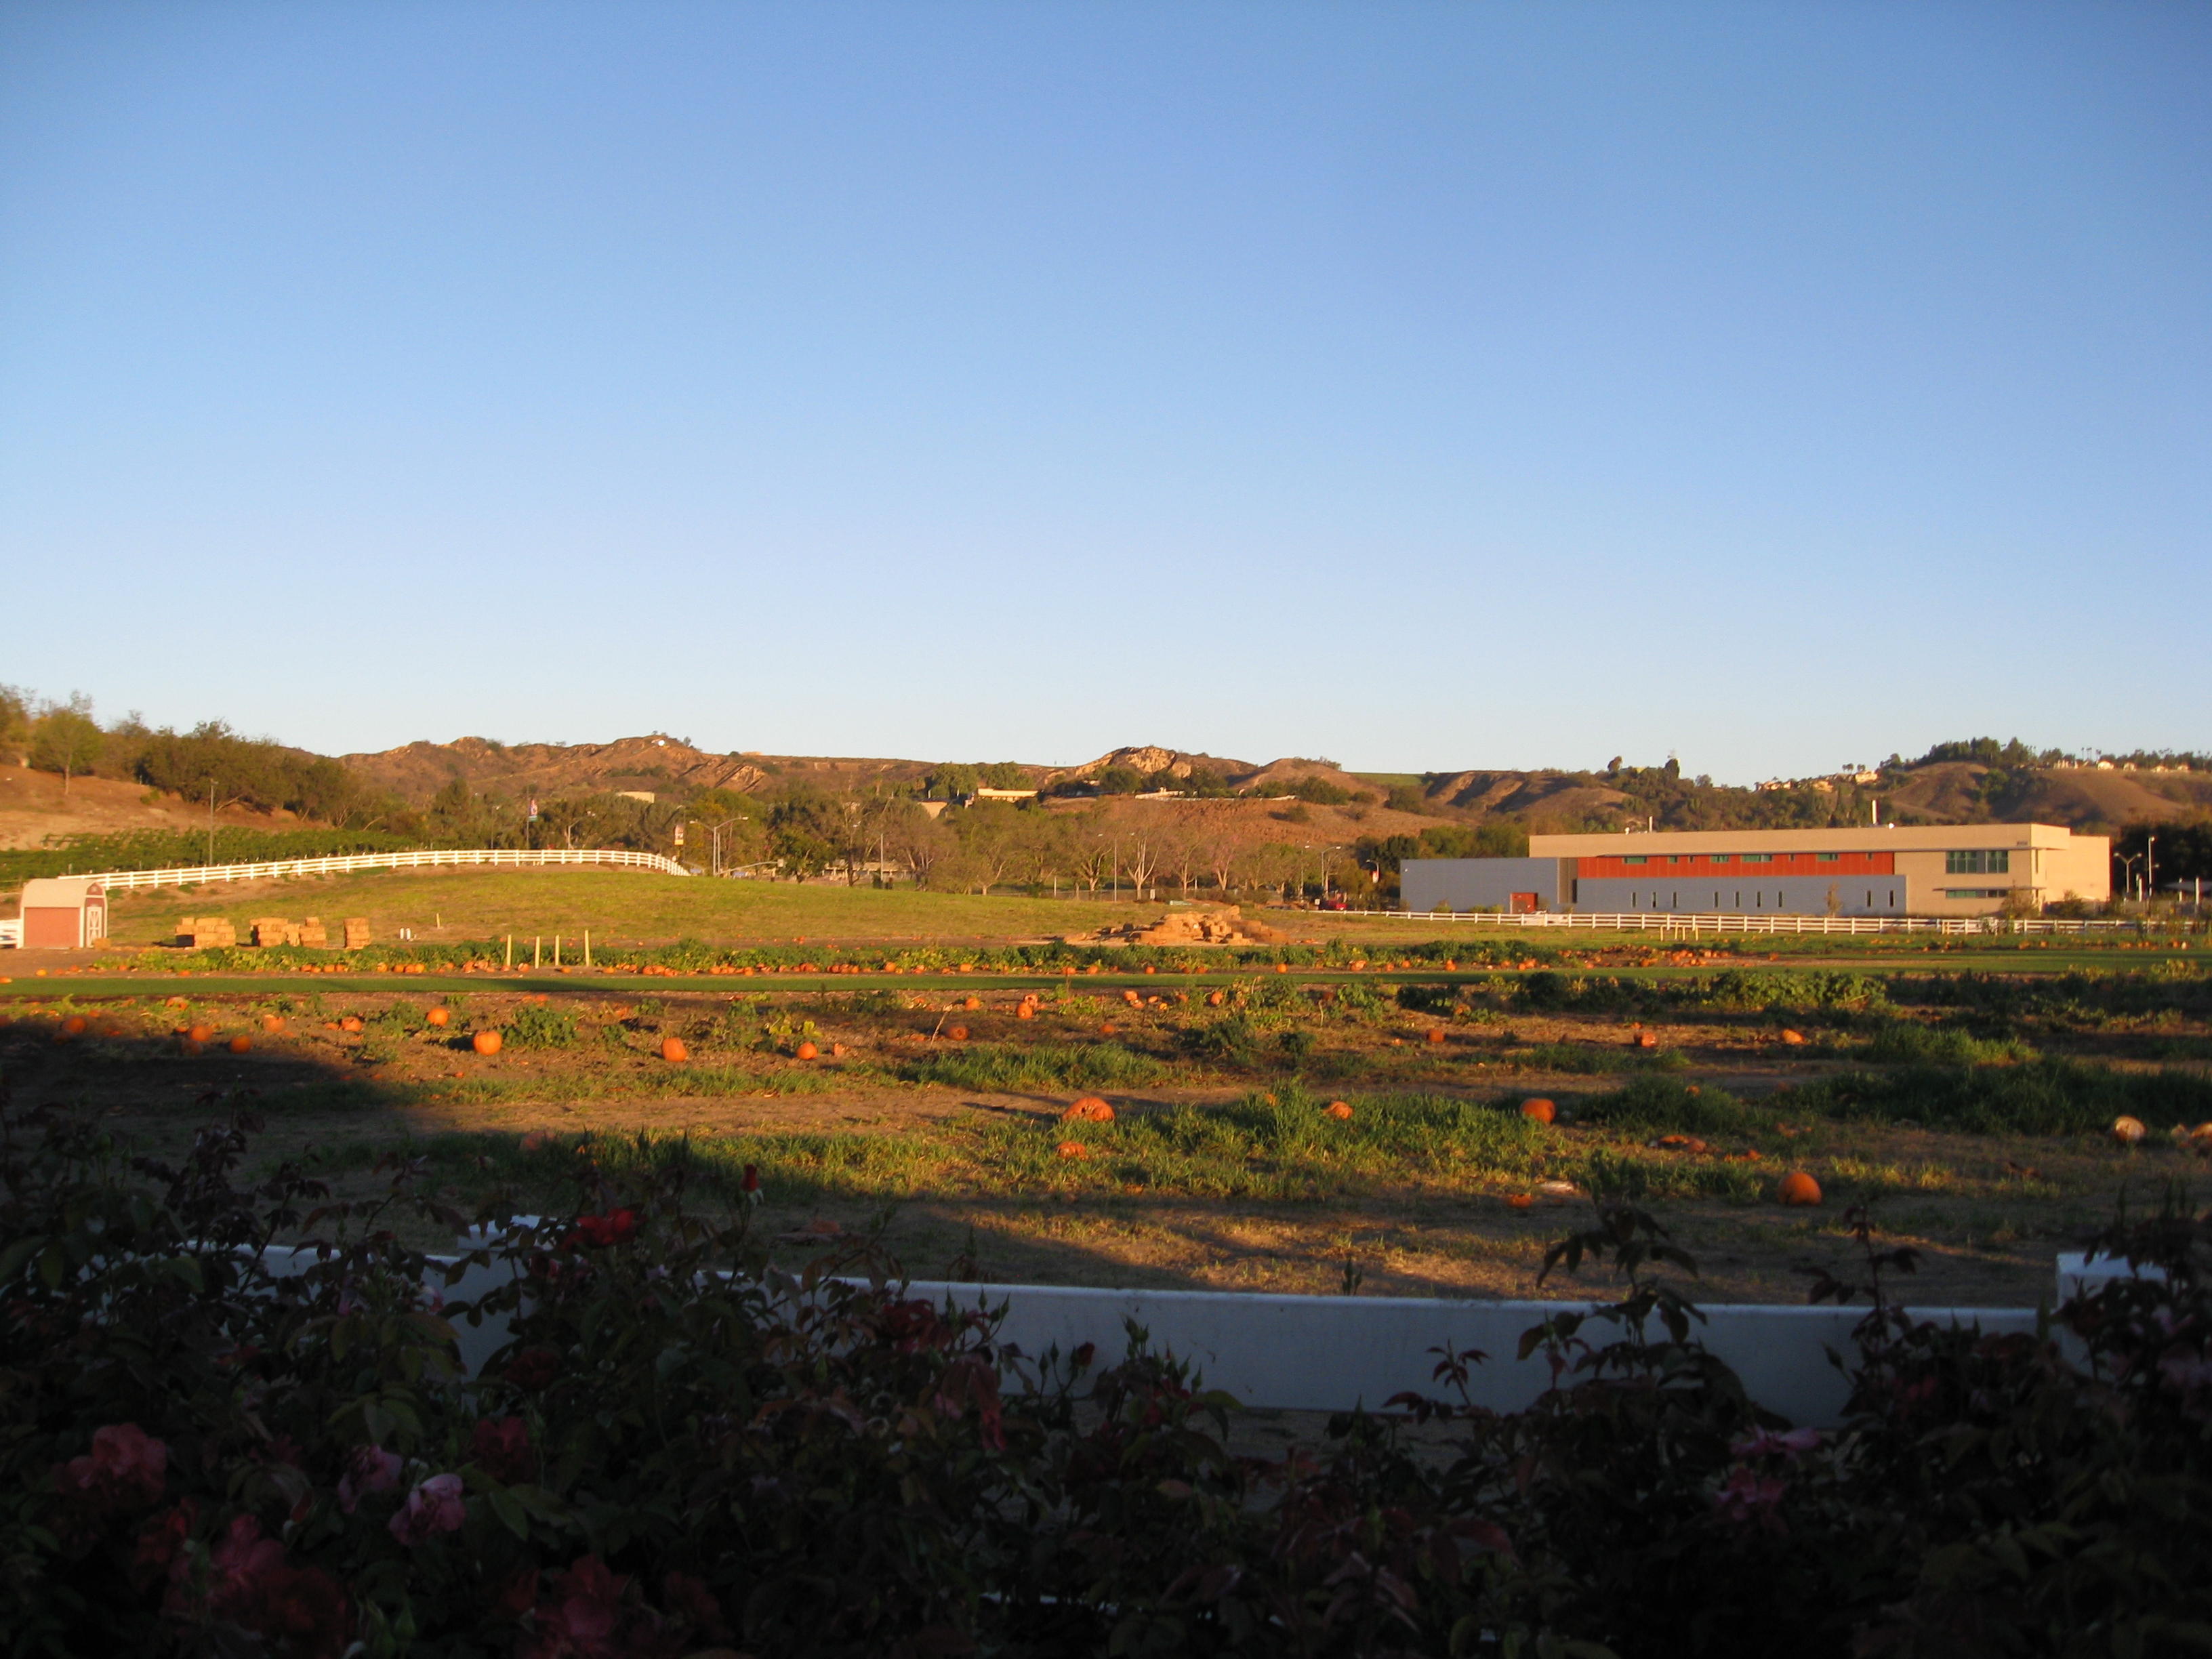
[1633,1031,1658,1049]
[660,1037,689,1063]
[1779,1171,1823,1206]
[1781,1028,1806,1046]
[1143,965,1155,975]
[1507,1194,1534,1211]
[262,1014,285,1032]
[831,1042,848,1057]
[1520,1097,1556,1124]
[964,996,981,1011]
[340,1017,363,1033]
[1056,1141,1091,1160]
[1099,1022,1118,1036]
[426,1007,450,1027]
[1206,989,1225,1007]
[1324,1101,1353,1120]
[1063,1097,1115,1122]
[1426,1028,1445,1044]
[1275,964,1288,975]
[62,1015,88,1036]
[2110,1115,2147,1145]
[472,1030,503,1056]
[188,1023,216,1044]
[796,1041,819,1061]
[947,1026,969,1042]
[1015,1003,1034,1019]
[228,1036,251,1054]
[1122,989,1143,1007]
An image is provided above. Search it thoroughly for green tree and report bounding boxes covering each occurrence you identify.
[0,684,33,764]
[29,693,104,794]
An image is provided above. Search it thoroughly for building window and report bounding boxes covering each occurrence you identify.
[1944,888,2005,899]
[1741,854,1771,864]
[1711,855,1732,865]
[1946,850,2011,875]
[1622,855,1647,865]
[1817,853,1839,863]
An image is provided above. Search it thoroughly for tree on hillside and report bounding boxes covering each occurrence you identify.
[766,790,845,880]
[0,685,33,765]
[948,802,1025,895]
[889,806,954,888]
[926,763,979,801]
[29,694,104,794]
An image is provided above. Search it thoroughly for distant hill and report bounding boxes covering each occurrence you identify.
[334,733,2212,834]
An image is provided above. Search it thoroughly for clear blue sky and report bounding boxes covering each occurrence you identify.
[3,3,2205,781]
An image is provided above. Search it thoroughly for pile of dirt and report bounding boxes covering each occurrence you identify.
[1065,906,1287,947]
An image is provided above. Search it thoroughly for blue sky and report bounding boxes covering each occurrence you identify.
[3,3,2205,781]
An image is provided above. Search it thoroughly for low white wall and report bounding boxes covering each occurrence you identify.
[260,1244,2054,1429]
[904,1281,2039,1427]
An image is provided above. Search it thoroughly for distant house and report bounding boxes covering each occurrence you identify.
[617,791,656,803]
[970,787,1037,802]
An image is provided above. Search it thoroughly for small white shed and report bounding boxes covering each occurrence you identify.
[14,877,108,948]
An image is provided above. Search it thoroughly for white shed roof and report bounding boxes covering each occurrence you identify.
[20,876,105,907]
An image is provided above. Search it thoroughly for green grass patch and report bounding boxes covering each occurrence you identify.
[905,1041,1166,1093]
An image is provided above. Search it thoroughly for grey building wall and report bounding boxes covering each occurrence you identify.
[1570,875,1910,916]
[1401,857,1568,912]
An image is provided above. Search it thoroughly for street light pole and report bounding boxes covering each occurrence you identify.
[2147,835,2156,909]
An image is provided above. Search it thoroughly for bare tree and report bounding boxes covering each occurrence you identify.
[1122,835,1159,901]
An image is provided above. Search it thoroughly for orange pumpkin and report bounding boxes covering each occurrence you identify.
[1063,1097,1115,1122]
[472,1029,503,1056]
[62,1015,88,1036]
[796,1041,819,1061]
[1057,1140,1091,1160]
[426,1007,450,1027]
[660,1037,689,1063]
[1099,1022,1118,1036]
[947,1026,969,1042]
[1206,989,1225,1007]
[180,1039,203,1057]
[261,1014,285,1032]
[1779,1171,1823,1206]
[1324,1101,1353,1120]
[228,1036,251,1054]
[1426,1028,1446,1044]
[1520,1097,1556,1124]
[830,1042,848,1057]
[1507,1194,1534,1211]
[340,1016,363,1033]
[1781,1028,1806,1046]
[964,996,981,1011]
[1015,1003,1034,1019]
[188,1023,216,1044]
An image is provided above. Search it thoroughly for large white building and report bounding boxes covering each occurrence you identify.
[1401,823,2110,919]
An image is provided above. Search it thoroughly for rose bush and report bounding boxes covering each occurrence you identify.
[1,1092,2207,1657]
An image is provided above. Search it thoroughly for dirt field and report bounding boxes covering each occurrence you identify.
[8,943,2207,1311]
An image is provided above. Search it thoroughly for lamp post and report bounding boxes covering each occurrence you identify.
[2118,852,2142,907]
[2147,835,2156,910]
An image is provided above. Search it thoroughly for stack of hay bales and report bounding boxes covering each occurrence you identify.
[1065,906,1287,947]
[299,917,328,948]
[251,918,301,947]
[342,917,372,949]
[177,918,238,948]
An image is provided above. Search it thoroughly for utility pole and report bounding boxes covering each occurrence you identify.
[2147,835,2156,909]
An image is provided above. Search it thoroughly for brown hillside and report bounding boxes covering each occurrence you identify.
[1041,746,1260,784]
[1883,762,2212,832]
[0,764,295,851]
[341,736,933,805]
[1426,769,1632,823]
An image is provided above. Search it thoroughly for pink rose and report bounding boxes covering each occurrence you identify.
[337,1445,403,1515]
[387,1473,466,1546]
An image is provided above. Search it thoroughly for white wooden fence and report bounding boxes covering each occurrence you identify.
[83,846,690,893]
[1336,909,2189,938]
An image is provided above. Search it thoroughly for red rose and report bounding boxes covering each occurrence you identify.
[472,1416,537,1486]
[504,1348,563,1392]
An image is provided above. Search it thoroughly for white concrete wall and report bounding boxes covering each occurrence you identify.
[904,1281,2037,1428]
